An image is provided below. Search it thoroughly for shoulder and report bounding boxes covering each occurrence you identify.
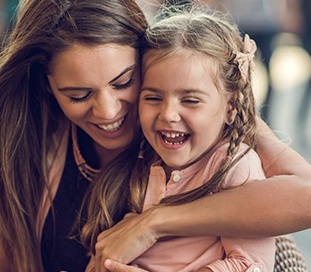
[211,142,266,189]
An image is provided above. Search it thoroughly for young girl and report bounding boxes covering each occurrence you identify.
[135,8,274,272]
[86,7,276,272]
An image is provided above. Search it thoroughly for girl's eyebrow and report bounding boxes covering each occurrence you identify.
[57,64,137,92]
[140,86,159,92]
[141,86,209,96]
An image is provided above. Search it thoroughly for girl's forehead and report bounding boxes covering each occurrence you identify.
[143,48,217,75]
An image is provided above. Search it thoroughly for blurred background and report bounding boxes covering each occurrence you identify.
[1,0,310,269]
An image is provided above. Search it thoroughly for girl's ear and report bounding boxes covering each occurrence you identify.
[225,97,237,125]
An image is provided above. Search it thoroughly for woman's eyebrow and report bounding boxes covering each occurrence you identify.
[58,87,92,92]
[57,64,137,92]
[109,64,137,84]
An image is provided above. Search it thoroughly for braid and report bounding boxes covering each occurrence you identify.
[234,81,256,148]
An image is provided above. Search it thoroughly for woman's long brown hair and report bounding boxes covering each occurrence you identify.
[0,0,147,270]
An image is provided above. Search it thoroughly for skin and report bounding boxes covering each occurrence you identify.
[139,52,232,171]
[47,43,141,167]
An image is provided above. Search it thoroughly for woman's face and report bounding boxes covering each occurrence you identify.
[48,44,140,160]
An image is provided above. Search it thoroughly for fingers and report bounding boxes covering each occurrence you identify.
[104,259,148,272]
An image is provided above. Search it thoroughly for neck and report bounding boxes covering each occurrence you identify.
[93,141,127,168]
[162,163,173,182]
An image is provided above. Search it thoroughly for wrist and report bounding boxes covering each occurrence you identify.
[146,205,175,239]
[147,204,192,239]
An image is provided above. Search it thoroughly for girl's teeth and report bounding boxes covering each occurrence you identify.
[98,117,124,132]
[164,139,184,145]
[161,132,185,138]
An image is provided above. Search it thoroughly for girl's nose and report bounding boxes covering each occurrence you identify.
[158,102,181,123]
[92,92,121,120]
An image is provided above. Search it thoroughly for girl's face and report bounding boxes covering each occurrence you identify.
[140,52,230,170]
[48,44,140,163]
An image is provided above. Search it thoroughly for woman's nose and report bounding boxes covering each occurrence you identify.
[92,92,121,120]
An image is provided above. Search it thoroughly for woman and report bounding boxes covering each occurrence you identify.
[0,0,147,271]
[0,1,310,272]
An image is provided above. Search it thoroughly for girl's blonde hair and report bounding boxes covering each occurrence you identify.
[139,4,258,204]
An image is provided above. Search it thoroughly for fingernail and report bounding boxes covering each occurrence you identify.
[104,259,112,268]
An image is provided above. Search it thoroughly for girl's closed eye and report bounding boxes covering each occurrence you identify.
[181,97,201,104]
[144,96,162,102]
[140,93,163,103]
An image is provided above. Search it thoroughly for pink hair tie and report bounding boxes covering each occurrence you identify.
[233,34,257,81]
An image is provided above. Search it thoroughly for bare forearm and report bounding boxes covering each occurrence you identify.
[150,118,311,238]
[256,117,311,177]
[151,176,311,238]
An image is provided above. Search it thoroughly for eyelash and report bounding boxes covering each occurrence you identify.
[69,78,135,103]
[143,97,200,104]
[113,77,135,90]
[70,92,92,103]
[182,98,200,104]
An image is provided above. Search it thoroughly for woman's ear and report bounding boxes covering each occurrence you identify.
[225,97,237,125]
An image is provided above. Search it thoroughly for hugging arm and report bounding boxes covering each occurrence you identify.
[153,118,311,238]
[92,118,311,267]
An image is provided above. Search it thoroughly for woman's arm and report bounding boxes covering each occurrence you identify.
[153,118,311,238]
[93,118,311,265]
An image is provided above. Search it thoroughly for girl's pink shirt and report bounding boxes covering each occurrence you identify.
[131,142,275,272]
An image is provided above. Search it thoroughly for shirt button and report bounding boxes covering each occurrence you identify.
[253,267,261,272]
[172,174,181,182]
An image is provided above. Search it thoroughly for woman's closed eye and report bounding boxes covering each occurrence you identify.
[112,77,135,90]
[69,91,92,103]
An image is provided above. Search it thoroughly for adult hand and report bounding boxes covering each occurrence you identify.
[94,209,159,272]
[104,259,148,272]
